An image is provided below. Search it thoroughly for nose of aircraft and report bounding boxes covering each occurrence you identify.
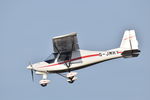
[27,65,32,69]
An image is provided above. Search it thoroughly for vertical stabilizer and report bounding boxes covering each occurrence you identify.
[120,30,139,50]
[120,30,140,58]
[120,30,131,50]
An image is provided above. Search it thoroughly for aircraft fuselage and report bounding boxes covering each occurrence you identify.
[32,49,123,73]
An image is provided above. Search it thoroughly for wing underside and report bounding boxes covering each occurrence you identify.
[52,32,79,53]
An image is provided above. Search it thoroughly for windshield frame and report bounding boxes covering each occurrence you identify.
[44,53,58,64]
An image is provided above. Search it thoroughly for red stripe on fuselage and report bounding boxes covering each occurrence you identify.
[38,54,100,68]
[117,51,123,54]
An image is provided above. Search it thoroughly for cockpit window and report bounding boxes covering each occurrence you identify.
[58,52,71,62]
[45,53,58,63]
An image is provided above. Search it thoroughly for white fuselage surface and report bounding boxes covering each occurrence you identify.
[33,49,123,73]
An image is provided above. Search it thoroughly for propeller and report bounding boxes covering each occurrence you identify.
[29,62,34,82]
[31,65,34,82]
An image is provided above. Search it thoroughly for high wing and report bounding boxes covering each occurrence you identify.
[52,32,79,53]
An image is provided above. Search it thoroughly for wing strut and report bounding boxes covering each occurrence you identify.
[64,38,75,72]
[65,39,74,65]
[53,43,61,54]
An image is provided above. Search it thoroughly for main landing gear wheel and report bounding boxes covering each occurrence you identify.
[67,79,74,83]
[66,72,77,78]
[66,72,78,84]
[57,72,78,84]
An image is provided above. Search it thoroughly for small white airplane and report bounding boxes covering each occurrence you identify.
[27,30,140,87]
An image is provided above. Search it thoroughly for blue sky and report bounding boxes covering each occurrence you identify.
[0,0,150,100]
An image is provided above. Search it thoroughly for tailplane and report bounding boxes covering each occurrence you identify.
[120,30,140,58]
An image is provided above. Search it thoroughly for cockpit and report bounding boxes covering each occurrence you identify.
[44,53,58,63]
[44,52,72,64]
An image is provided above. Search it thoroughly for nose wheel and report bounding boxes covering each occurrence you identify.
[39,73,50,87]
[41,83,47,87]
[39,79,50,87]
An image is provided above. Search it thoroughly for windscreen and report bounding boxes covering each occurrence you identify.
[45,53,58,63]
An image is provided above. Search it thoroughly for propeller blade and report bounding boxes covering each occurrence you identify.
[29,62,34,82]
[31,69,34,82]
